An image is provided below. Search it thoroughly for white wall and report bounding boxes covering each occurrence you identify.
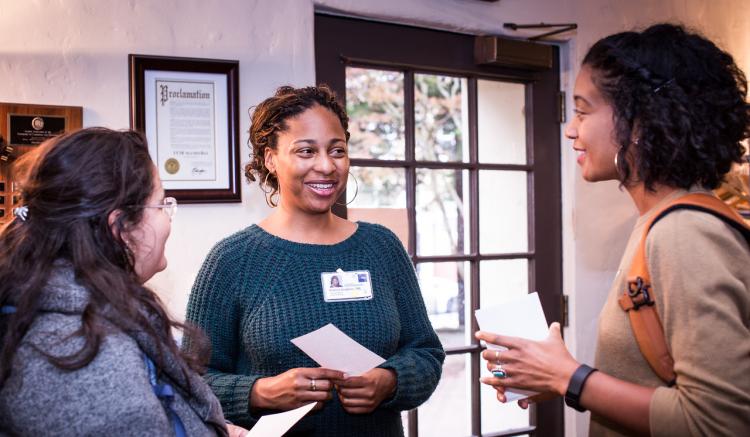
[1,0,317,314]
[3,1,750,435]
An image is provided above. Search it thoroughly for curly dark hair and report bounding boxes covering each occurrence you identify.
[0,128,208,386]
[245,84,350,206]
[583,23,750,190]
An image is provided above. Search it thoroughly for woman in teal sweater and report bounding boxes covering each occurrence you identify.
[185,85,445,436]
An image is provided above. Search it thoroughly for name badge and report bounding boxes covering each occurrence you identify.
[321,269,373,302]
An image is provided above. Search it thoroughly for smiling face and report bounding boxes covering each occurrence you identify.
[265,104,349,215]
[565,66,621,183]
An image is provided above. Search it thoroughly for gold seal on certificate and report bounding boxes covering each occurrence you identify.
[164,158,180,175]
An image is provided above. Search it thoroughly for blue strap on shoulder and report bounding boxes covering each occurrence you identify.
[3,305,186,435]
[144,355,187,437]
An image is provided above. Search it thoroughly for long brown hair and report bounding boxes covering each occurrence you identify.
[0,127,207,385]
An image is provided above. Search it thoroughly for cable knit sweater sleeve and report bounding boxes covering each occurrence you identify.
[185,234,259,424]
[375,227,445,411]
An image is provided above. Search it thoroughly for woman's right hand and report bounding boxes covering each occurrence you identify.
[250,368,345,411]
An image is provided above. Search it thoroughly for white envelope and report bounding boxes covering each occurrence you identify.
[474,292,549,401]
[246,402,316,437]
[290,323,386,376]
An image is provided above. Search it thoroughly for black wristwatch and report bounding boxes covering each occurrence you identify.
[564,364,597,412]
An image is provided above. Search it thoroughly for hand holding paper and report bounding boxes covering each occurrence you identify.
[474,292,549,402]
[291,324,395,414]
[291,323,386,376]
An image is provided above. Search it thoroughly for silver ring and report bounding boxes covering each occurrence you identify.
[310,378,317,392]
[492,365,508,379]
[495,350,500,361]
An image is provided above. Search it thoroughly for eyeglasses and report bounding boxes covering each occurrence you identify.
[142,197,178,218]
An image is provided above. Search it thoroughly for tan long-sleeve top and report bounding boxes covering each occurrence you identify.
[590,189,750,437]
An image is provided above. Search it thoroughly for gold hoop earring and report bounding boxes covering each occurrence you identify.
[266,191,279,208]
[335,171,359,206]
[262,172,279,208]
[263,187,279,208]
[614,153,618,168]
[262,171,274,189]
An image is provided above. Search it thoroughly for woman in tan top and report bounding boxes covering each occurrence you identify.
[476,24,750,436]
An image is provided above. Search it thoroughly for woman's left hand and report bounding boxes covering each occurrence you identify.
[475,322,579,397]
[337,368,397,414]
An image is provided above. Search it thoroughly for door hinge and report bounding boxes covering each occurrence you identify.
[562,294,569,327]
[558,91,566,124]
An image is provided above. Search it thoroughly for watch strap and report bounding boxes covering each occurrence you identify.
[564,364,597,412]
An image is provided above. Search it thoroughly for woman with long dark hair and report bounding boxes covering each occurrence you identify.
[0,128,238,436]
[477,24,750,436]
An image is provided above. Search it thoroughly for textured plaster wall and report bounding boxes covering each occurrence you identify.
[2,1,750,435]
[0,0,316,317]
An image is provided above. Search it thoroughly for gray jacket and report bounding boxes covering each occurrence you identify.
[0,266,228,436]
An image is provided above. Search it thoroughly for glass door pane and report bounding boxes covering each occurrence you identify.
[346,67,405,160]
[416,169,469,256]
[480,365,530,434]
[479,259,529,308]
[400,411,409,434]
[478,79,527,164]
[479,170,529,253]
[348,167,408,247]
[418,354,472,436]
[415,74,469,162]
[479,258,530,434]
[416,261,471,348]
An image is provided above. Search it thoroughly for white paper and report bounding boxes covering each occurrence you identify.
[155,79,217,182]
[474,292,549,401]
[291,323,385,376]
[143,69,230,190]
[246,402,316,437]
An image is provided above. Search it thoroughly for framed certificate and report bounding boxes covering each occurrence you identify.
[129,54,241,203]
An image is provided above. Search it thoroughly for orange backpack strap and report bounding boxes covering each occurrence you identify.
[618,193,750,386]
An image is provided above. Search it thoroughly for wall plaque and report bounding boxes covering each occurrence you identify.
[0,102,82,225]
[9,114,67,145]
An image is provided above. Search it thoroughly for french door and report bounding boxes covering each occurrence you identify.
[315,14,563,437]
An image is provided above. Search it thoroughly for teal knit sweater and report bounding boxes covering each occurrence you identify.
[185,222,445,436]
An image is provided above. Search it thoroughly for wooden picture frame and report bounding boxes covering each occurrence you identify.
[129,54,241,203]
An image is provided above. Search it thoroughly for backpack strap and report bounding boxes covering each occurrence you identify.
[618,193,750,386]
[144,354,188,437]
